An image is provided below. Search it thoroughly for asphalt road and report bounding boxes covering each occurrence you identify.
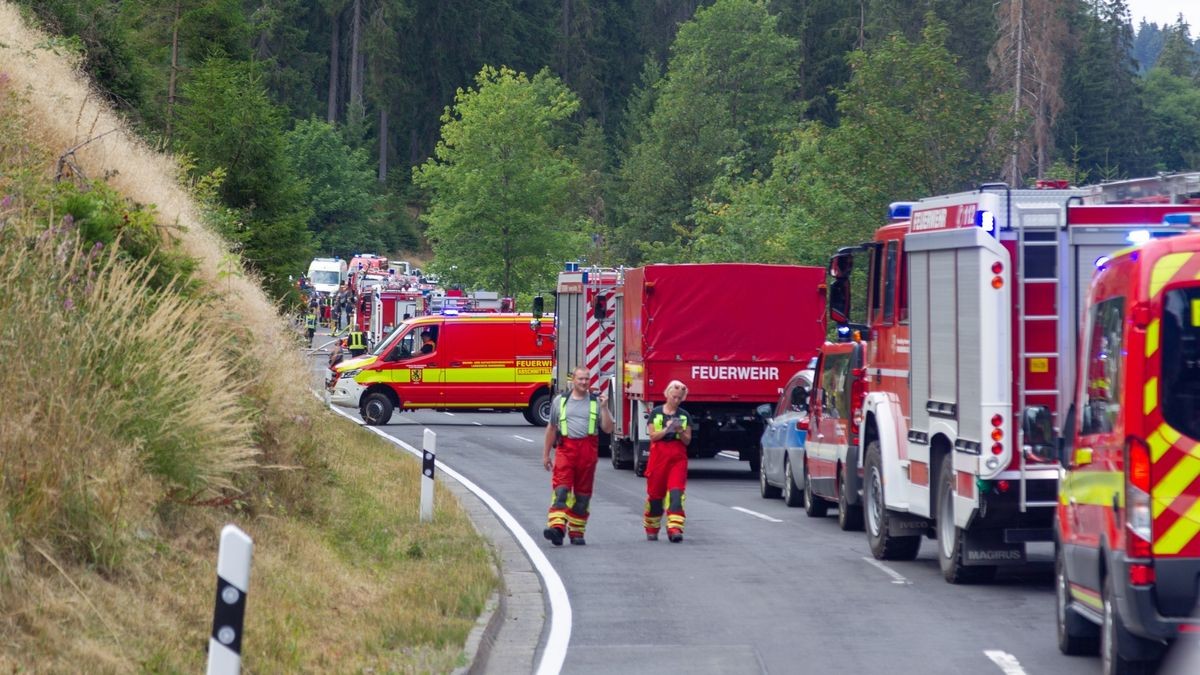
[324,397,1110,675]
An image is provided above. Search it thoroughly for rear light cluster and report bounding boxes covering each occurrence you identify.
[991,261,1004,289]
[850,368,867,435]
[990,414,1004,456]
[1126,437,1154,586]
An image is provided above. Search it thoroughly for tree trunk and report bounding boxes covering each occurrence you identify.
[166,0,181,142]
[1010,0,1024,187]
[327,11,340,123]
[378,105,388,182]
[349,0,363,111]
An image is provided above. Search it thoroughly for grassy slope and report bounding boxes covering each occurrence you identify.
[0,3,496,671]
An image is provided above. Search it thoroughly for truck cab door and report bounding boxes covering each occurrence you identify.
[379,324,443,406]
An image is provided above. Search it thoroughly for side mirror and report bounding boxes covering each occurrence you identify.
[1058,403,1077,466]
[829,252,854,279]
[756,403,774,420]
[532,295,544,319]
[593,293,608,321]
[829,277,851,325]
[1020,405,1056,462]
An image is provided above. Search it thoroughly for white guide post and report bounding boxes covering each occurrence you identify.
[207,524,253,675]
[421,429,436,522]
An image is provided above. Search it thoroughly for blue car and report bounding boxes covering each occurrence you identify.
[757,369,812,507]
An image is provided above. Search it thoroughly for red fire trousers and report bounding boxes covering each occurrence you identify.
[547,436,598,540]
[644,439,688,535]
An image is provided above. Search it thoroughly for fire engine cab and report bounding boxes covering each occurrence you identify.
[828,176,1200,585]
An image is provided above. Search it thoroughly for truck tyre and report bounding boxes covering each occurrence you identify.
[524,393,551,427]
[865,441,921,561]
[634,441,649,477]
[612,439,634,470]
[1056,545,1099,655]
[1101,572,1153,675]
[838,463,864,531]
[936,458,995,583]
[361,392,394,426]
[801,460,826,515]
[748,449,762,475]
[634,457,647,478]
[759,449,781,499]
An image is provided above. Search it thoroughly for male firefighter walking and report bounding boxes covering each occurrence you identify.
[645,380,692,543]
[542,367,613,546]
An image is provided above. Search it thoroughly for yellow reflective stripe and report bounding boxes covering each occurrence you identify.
[653,414,664,431]
[1154,454,1200,512]
[1144,377,1158,416]
[1146,318,1160,359]
[1150,252,1193,299]
[560,398,569,435]
[1155,498,1200,555]
[1071,586,1104,612]
[1063,471,1123,507]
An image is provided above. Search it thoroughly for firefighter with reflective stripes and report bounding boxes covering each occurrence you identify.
[542,367,613,546]
[347,330,367,357]
[645,380,692,543]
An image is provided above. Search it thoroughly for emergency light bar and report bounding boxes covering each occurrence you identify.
[1163,213,1200,226]
[976,209,997,234]
[888,202,915,220]
[1126,230,1152,245]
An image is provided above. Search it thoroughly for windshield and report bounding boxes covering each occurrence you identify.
[372,321,412,357]
[311,270,341,286]
[1163,286,1200,440]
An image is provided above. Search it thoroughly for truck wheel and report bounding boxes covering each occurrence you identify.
[525,393,551,426]
[361,392,394,426]
[801,461,826,515]
[634,457,647,478]
[612,439,633,470]
[1101,573,1154,675]
[748,450,762,474]
[837,463,864,531]
[865,441,921,561]
[1056,545,1099,655]
[936,458,995,584]
[759,449,781,499]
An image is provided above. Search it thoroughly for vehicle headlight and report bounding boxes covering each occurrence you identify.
[339,369,362,379]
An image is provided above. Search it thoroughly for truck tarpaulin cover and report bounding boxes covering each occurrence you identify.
[624,264,826,399]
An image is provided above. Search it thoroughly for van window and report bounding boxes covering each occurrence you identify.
[1080,297,1125,435]
[1162,287,1200,439]
[882,241,898,324]
[820,352,852,420]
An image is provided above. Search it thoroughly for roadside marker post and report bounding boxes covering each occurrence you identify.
[207,525,253,675]
[421,429,436,522]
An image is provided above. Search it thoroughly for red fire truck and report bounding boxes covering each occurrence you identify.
[827,178,1200,584]
[1055,227,1200,673]
[605,264,827,475]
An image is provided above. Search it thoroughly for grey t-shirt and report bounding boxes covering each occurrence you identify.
[552,393,596,438]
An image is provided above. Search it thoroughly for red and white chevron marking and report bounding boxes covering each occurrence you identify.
[585,288,616,393]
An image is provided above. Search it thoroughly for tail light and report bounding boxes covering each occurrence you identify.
[1126,437,1153,564]
[796,419,809,432]
[849,367,867,434]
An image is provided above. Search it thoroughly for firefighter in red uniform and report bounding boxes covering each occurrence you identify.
[644,380,692,543]
[542,367,614,546]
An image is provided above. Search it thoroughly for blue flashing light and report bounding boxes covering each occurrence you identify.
[888,202,915,220]
[1164,213,1200,226]
[975,209,996,234]
[1126,230,1152,245]
[1094,255,1110,270]
[564,261,580,272]
[441,308,460,316]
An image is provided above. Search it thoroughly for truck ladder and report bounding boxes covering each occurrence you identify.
[1015,207,1063,512]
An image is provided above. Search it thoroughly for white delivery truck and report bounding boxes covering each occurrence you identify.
[307,257,348,295]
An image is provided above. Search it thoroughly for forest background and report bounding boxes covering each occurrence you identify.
[19,0,1200,299]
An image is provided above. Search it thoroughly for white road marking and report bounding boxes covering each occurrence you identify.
[326,404,571,675]
[717,450,739,460]
[443,411,455,416]
[731,506,783,523]
[513,435,535,443]
[984,650,1027,675]
[473,421,483,426]
[862,556,912,585]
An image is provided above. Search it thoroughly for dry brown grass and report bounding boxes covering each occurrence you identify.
[0,2,497,670]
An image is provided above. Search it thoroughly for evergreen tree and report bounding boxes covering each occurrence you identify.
[1156,17,1200,81]
[617,0,798,261]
